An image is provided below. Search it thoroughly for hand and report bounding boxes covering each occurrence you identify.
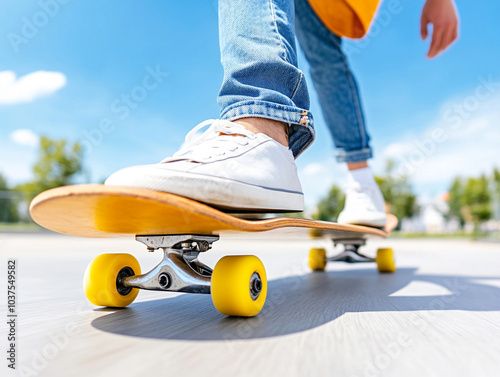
[420,0,459,58]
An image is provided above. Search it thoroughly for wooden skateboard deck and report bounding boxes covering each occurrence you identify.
[29,184,398,317]
[30,184,397,240]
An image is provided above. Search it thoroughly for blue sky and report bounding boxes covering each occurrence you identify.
[1,0,499,210]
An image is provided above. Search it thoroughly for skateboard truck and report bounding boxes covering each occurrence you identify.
[327,239,374,263]
[29,184,397,316]
[121,235,219,295]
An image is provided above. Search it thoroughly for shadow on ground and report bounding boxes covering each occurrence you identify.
[91,267,500,341]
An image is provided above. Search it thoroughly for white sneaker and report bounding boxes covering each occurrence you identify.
[337,182,387,227]
[105,119,304,211]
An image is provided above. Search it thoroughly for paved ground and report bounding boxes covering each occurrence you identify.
[1,232,500,377]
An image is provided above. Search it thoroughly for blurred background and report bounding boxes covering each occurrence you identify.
[1,0,499,238]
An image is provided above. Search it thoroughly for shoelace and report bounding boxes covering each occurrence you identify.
[162,119,256,163]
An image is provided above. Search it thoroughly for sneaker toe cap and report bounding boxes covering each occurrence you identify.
[337,210,387,228]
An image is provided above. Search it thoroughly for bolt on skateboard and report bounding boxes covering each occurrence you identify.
[30,184,398,317]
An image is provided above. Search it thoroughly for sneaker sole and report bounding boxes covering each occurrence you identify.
[105,167,304,212]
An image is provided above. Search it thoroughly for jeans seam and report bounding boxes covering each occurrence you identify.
[268,0,290,63]
[221,100,306,123]
[289,71,304,102]
[297,0,369,156]
[339,49,366,150]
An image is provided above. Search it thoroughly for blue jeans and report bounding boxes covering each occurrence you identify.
[218,0,372,162]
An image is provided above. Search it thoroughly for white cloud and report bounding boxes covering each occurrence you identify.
[11,129,39,147]
[381,142,411,160]
[0,70,67,105]
[380,93,500,196]
[302,162,325,176]
[292,92,499,210]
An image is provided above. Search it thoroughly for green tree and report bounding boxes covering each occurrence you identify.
[375,160,418,220]
[447,177,465,227]
[494,168,500,186]
[312,185,345,221]
[491,168,500,221]
[0,173,20,223]
[461,175,491,231]
[17,136,83,201]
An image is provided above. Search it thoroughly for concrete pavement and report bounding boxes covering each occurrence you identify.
[1,232,499,377]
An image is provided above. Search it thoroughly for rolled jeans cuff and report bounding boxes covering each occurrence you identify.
[335,147,373,163]
[220,100,315,158]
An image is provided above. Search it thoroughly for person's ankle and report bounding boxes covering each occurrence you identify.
[347,161,368,170]
[234,117,289,147]
[346,164,377,187]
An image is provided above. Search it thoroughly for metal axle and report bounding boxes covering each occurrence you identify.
[122,235,219,294]
[327,239,374,263]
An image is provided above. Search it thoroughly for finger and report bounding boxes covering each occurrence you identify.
[420,17,428,40]
[451,22,458,42]
[441,26,457,52]
[439,22,459,55]
[427,26,444,58]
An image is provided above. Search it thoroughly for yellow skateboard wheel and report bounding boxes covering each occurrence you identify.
[83,253,141,307]
[211,255,267,317]
[376,248,396,273]
[309,248,327,271]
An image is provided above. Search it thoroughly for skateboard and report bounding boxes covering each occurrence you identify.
[29,184,398,317]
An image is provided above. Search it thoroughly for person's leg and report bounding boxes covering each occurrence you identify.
[218,0,314,158]
[106,0,314,211]
[294,0,370,163]
[294,0,386,226]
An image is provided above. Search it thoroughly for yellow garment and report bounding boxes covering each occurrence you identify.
[308,0,381,39]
